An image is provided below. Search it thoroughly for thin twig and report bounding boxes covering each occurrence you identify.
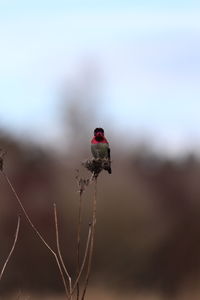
[53,203,72,297]
[81,178,97,300]
[71,224,92,295]
[76,191,83,300]
[1,171,70,299]
[0,215,20,281]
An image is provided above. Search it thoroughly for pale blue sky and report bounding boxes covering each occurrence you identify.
[0,1,200,154]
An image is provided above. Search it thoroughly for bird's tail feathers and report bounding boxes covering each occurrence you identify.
[107,167,112,174]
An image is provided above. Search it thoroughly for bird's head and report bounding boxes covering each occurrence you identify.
[94,128,104,141]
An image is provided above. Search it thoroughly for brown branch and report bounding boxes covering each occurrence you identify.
[81,178,97,300]
[0,215,20,281]
[71,224,92,295]
[1,171,70,299]
[53,203,72,296]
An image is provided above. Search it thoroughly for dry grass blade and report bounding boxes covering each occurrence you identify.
[1,171,70,299]
[53,203,72,296]
[0,215,20,281]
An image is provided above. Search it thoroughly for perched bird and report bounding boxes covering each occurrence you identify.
[91,128,112,174]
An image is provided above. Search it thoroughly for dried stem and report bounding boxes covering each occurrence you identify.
[81,178,97,300]
[1,171,70,299]
[71,224,92,295]
[53,203,72,296]
[0,215,20,281]
[76,191,83,300]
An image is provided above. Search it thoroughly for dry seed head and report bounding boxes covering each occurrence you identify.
[0,149,6,171]
[82,158,111,178]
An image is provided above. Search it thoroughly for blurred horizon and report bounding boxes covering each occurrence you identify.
[0,0,200,156]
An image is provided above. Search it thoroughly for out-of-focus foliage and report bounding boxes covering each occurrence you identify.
[0,126,200,298]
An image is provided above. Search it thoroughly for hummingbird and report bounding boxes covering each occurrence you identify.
[91,128,112,174]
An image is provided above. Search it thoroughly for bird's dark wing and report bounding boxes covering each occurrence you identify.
[108,147,111,160]
[107,147,112,174]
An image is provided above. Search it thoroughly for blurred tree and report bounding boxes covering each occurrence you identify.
[61,62,104,159]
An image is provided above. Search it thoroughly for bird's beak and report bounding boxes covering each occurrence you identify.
[96,132,103,137]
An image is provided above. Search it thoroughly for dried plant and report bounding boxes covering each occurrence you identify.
[81,177,97,300]
[82,158,111,178]
[1,169,70,298]
[0,149,6,172]
[75,169,93,299]
[53,203,72,296]
[0,152,103,300]
[0,216,20,281]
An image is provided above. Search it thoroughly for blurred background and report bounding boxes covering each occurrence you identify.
[0,0,200,299]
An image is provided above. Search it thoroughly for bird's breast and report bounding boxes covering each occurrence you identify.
[91,143,109,159]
